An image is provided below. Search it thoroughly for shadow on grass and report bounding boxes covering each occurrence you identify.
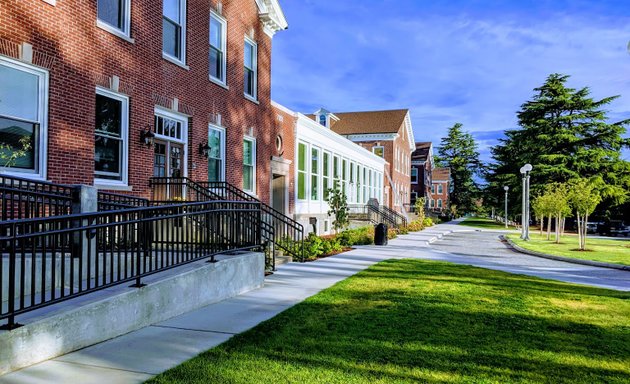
[149,259,630,384]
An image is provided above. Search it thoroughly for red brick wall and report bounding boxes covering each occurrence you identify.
[1,0,278,204]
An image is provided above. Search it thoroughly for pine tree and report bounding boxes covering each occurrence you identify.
[436,123,482,215]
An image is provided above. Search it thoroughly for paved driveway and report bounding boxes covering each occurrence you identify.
[427,229,630,291]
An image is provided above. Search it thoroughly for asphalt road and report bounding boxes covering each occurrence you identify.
[427,229,630,291]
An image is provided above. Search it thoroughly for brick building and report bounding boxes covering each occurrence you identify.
[410,141,433,207]
[0,0,288,205]
[428,167,450,212]
[314,109,415,212]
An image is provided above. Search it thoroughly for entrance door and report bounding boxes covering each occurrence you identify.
[154,140,185,200]
[271,175,286,214]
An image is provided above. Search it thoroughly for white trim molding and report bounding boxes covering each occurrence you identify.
[344,133,399,142]
[257,0,288,37]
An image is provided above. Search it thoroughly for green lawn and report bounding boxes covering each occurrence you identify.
[508,233,630,266]
[148,259,630,384]
[459,216,516,230]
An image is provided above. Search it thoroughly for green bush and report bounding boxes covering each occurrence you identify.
[407,219,423,232]
[387,228,398,239]
[304,233,324,261]
[423,217,434,227]
[320,236,343,255]
[338,226,374,247]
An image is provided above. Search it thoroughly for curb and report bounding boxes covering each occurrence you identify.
[500,235,630,271]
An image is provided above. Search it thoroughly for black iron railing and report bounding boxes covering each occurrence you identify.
[381,205,408,227]
[198,181,304,264]
[349,203,407,229]
[97,191,150,211]
[0,200,263,329]
[149,177,221,204]
[1,174,73,221]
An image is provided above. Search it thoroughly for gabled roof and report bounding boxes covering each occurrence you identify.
[432,167,450,181]
[329,109,409,135]
[412,142,432,161]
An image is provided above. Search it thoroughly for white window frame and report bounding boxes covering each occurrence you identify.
[322,150,331,200]
[153,106,188,177]
[96,0,133,42]
[162,0,187,65]
[296,141,308,201]
[372,145,384,158]
[0,57,49,181]
[243,136,256,194]
[438,184,443,194]
[310,146,321,201]
[243,37,258,101]
[207,123,225,182]
[438,199,443,208]
[410,167,418,184]
[209,11,227,86]
[94,87,129,187]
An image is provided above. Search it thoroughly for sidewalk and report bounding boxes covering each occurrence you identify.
[0,222,462,384]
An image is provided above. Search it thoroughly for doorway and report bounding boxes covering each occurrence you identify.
[153,140,185,200]
[271,174,286,214]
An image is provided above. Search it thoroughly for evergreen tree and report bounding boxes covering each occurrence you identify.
[488,74,630,216]
[436,123,482,215]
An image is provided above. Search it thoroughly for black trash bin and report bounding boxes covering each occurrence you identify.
[374,223,388,246]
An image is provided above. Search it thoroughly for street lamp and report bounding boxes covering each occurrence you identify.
[503,186,509,229]
[520,164,532,240]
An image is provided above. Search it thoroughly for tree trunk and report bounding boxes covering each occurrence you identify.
[577,212,582,249]
[561,216,566,237]
[540,215,544,236]
[555,215,560,244]
[582,213,589,250]
[547,215,552,240]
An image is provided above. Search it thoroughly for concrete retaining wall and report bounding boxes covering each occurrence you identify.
[0,252,264,375]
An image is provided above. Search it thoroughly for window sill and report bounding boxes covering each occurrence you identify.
[94,182,133,192]
[162,54,189,70]
[96,20,134,44]
[244,94,259,105]
[0,170,47,182]
[42,0,56,5]
[210,77,229,90]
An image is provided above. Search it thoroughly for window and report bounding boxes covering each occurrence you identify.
[243,137,256,193]
[319,114,326,127]
[437,184,443,194]
[431,184,436,194]
[207,125,225,182]
[311,147,319,200]
[363,168,367,203]
[429,199,434,208]
[163,0,186,62]
[333,155,340,189]
[411,191,418,201]
[209,12,227,83]
[94,88,128,184]
[438,199,443,208]
[153,108,188,180]
[322,151,330,200]
[297,142,307,200]
[97,0,131,37]
[411,168,418,184]
[244,38,257,99]
[342,159,347,195]
[0,58,48,179]
[372,146,384,158]
[154,114,183,140]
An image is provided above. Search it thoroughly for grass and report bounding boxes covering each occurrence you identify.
[459,216,516,230]
[147,259,630,384]
[508,233,630,266]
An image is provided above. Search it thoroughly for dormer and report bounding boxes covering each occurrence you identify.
[313,108,339,129]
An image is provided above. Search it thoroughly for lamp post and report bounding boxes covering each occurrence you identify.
[519,164,532,240]
[503,186,509,229]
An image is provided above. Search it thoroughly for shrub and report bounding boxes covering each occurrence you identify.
[338,226,374,247]
[423,217,434,227]
[407,220,423,232]
[387,228,398,239]
[398,226,409,235]
[304,233,324,261]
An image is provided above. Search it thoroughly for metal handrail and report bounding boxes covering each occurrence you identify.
[1,174,73,221]
[97,191,150,211]
[0,200,264,329]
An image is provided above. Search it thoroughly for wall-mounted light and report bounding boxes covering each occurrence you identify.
[199,142,211,158]
[141,125,155,147]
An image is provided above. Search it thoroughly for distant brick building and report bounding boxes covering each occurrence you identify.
[410,142,433,207]
[0,0,287,205]
[428,167,450,212]
[313,109,415,212]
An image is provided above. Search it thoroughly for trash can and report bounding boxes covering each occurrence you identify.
[374,223,388,246]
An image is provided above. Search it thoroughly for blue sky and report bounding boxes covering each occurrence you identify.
[271,0,630,161]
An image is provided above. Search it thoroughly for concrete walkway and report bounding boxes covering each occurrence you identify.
[1,219,626,383]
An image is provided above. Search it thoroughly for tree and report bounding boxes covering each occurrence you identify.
[569,179,601,251]
[487,74,630,220]
[436,123,482,216]
[413,197,426,224]
[0,136,31,168]
[326,183,349,234]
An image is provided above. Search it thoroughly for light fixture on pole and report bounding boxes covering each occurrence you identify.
[503,186,509,229]
[520,164,532,240]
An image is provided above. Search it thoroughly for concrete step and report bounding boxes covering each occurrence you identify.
[274,255,292,266]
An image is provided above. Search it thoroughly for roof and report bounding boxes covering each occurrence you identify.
[328,109,409,135]
[412,142,432,161]
[432,167,450,181]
